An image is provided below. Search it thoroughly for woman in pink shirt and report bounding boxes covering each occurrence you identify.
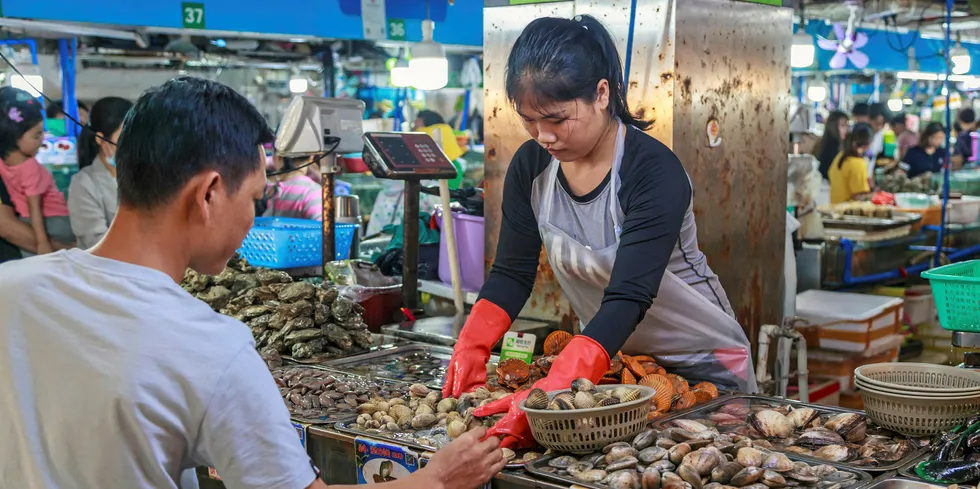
[0,88,74,255]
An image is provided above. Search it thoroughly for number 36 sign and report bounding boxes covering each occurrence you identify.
[181,2,206,29]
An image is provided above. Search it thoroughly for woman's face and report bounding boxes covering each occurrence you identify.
[838,118,850,139]
[18,121,44,157]
[98,126,122,159]
[516,80,611,162]
[928,131,945,149]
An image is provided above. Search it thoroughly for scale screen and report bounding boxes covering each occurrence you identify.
[362,132,458,180]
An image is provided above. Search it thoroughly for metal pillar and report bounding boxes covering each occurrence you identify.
[402,180,421,311]
[321,154,338,269]
[935,0,954,267]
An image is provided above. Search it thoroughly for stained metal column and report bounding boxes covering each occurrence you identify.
[483,0,792,345]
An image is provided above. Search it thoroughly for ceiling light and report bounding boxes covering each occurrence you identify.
[409,20,448,90]
[807,82,827,103]
[390,54,411,88]
[950,45,971,75]
[289,76,308,94]
[791,32,815,68]
[887,98,903,112]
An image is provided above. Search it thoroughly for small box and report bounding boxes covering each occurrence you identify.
[796,290,904,352]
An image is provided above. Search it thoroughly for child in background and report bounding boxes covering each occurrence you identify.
[0,88,74,255]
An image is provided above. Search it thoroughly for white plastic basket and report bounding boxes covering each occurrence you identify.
[519,385,654,454]
[855,362,980,393]
[947,196,980,224]
[859,386,980,436]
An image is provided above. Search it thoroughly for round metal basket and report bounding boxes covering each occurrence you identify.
[519,385,655,454]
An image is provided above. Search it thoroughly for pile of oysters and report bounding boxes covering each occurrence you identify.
[182,255,372,359]
[524,378,645,411]
[535,427,863,489]
[663,400,924,467]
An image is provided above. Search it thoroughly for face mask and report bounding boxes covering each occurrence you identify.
[104,154,116,167]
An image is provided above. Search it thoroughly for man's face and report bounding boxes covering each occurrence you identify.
[187,149,266,275]
[871,116,886,133]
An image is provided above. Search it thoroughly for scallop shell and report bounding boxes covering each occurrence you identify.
[574,391,598,409]
[525,388,549,410]
[693,382,719,399]
[692,389,714,405]
[606,359,624,376]
[621,355,648,378]
[642,379,674,412]
[666,374,690,394]
[496,358,530,385]
[618,388,643,403]
[622,369,637,385]
[543,330,573,356]
[599,376,621,385]
[673,391,697,411]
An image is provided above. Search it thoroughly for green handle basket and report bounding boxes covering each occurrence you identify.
[921,260,980,333]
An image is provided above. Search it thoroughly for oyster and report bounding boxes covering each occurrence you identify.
[331,297,356,319]
[322,323,353,350]
[278,281,316,302]
[257,269,291,285]
[749,410,795,438]
[279,300,313,319]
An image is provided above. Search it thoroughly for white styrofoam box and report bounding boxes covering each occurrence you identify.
[904,289,937,327]
[948,195,980,224]
[796,290,905,331]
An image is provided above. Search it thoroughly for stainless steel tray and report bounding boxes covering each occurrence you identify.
[822,211,922,232]
[863,477,968,489]
[651,394,928,473]
[272,366,413,425]
[525,452,872,489]
[318,343,501,389]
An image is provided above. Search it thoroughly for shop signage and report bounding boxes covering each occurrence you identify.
[361,0,388,40]
[291,420,308,449]
[355,438,419,485]
[508,0,567,4]
[387,19,406,41]
[181,2,206,29]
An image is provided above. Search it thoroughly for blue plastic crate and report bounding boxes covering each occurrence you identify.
[238,217,359,269]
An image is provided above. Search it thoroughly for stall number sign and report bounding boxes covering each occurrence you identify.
[182,3,206,29]
[387,19,406,41]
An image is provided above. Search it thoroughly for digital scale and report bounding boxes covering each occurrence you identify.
[362,131,458,311]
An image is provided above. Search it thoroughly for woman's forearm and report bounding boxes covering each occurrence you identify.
[26,195,50,247]
[0,209,37,252]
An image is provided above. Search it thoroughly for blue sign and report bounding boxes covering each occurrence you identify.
[337,0,447,22]
[354,438,419,485]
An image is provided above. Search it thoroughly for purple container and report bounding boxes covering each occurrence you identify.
[435,207,485,292]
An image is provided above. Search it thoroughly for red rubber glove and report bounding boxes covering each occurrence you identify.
[474,335,610,449]
[443,300,512,398]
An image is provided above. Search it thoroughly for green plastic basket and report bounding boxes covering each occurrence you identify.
[921,260,980,332]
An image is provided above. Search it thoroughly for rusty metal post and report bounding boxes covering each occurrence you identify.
[402,180,421,311]
[321,154,338,271]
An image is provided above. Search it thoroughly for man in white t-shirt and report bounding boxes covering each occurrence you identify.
[866,102,890,178]
[0,77,506,489]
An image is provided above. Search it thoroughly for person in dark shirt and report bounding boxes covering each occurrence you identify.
[0,176,41,262]
[442,14,755,449]
[816,111,849,180]
[952,108,977,169]
[900,122,946,179]
[852,102,870,124]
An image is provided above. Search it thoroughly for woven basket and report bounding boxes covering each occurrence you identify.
[519,385,654,454]
[859,386,980,436]
[855,363,980,394]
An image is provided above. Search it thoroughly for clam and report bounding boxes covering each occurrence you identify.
[437,398,457,414]
[730,467,764,486]
[761,470,787,488]
[633,429,658,450]
[548,455,578,469]
[642,468,662,489]
[608,470,642,489]
[650,460,677,473]
[810,465,838,478]
[657,438,679,449]
[793,429,844,449]
[522,452,542,462]
[736,447,765,467]
[812,445,854,463]
[749,410,795,439]
[669,442,693,464]
[575,391,598,409]
[762,453,794,472]
[501,448,516,462]
[415,404,435,416]
[606,444,639,463]
[786,407,818,428]
[411,413,437,429]
[783,446,814,457]
[604,441,634,453]
[639,446,669,464]
[608,456,640,472]
[548,396,575,411]
[711,462,743,484]
[703,484,723,489]
[663,428,697,442]
[525,388,549,410]
[619,388,643,403]
[598,397,621,407]
[471,387,491,400]
[447,419,466,439]
[572,378,598,394]
[674,420,711,433]
[823,413,867,443]
[687,439,714,450]
[677,464,703,489]
[358,403,380,415]
[409,383,430,397]
[683,447,725,476]
[662,482,693,489]
[424,391,440,406]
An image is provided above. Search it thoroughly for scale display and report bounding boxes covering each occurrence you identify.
[362,132,458,180]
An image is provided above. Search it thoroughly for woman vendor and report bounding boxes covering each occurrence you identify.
[443,15,755,449]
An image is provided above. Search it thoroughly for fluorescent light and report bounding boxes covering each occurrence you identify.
[791,33,815,68]
[951,46,971,75]
[807,85,827,102]
[897,71,939,81]
[409,20,448,90]
[903,98,914,105]
[289,77,308,94]
[887,98,904,112]
[10,74,42,97]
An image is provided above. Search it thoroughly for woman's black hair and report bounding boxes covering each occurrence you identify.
[505,14,651,130]
[78,96,133,169]
[817,111,848,154]
[416,110,445,127]
[840,122,874,168]
[0,87,44,160]
[919,122,945,149]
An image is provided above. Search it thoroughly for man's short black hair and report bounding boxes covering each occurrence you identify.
[852,102,870,117]
[960,108,976,125]
[116,76,274,210]
[891,113,907,127]
[869,102,890,122]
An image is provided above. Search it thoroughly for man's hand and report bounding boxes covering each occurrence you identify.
[424,427,506,489]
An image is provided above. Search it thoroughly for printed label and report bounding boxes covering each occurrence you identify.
[500,331,536,364]
[355,438,419,485]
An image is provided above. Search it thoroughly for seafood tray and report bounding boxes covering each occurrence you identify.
[524,428,872,489]
[821,211,922,232]
[651,395,928,472]
[271,366,412,424]
[862,477,969,489]
[320,344,499,389]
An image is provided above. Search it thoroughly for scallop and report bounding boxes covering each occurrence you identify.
[574,391,598,409]
[525,388,549,410]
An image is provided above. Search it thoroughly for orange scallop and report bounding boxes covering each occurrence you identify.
[631,355,657,364]
[672,391,697,411]
[640,375,675,412]
[647,410,665,421]
[666,373,690,394]
[598,376,621,385]
[692,389,714,405]
[621,355,648,378]
[543,331,573,356]
[605,359,624,376]
[622,368,637,385]
[654,367,667,376]
[692,382,719,399]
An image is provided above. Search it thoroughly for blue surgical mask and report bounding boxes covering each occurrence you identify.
[104,154,116,167]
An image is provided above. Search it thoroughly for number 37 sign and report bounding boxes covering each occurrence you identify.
[181,2,206,29]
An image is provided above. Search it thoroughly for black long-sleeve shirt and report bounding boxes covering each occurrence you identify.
[478,128,699,356]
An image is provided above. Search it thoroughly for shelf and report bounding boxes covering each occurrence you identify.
[418,279,479,305]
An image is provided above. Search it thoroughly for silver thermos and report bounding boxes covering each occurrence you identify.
[335,195,362,259]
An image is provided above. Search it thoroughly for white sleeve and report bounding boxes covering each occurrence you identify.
[192,344,316,489]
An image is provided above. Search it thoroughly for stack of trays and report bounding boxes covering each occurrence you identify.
[854,363,980,437]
